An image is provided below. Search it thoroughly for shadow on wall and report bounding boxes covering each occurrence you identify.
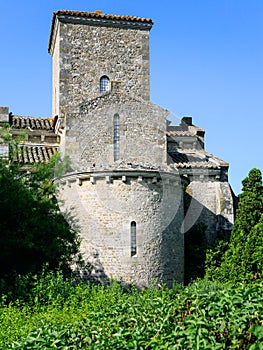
[184,192,234,285]
[71,191,236,287]
[73,250,110,286]
[184,191,234,244]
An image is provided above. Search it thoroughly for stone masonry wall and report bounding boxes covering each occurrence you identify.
[51,23,60,117]
[63,97,168,171]
[185,180,234,244]
[59,172,184,287]
[52,20,151,117]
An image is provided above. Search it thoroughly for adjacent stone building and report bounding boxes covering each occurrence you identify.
[0,10,235,287]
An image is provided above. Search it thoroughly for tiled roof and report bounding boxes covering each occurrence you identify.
[169,150,228,169]
[167,131,195,137]
[13,145,58,164]
[53,9,153,24]
[167,123,205,138]
[49,10,153,52]
[11,116,54,131]
[167,124,188,132]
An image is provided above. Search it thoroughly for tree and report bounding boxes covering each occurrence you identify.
[0,125,80,288]
[231,168,263,237]
[205,168,263,283]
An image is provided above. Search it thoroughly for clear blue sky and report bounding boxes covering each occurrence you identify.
[1,0,262,194]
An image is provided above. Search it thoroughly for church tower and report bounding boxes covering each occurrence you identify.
[48,10,185,287]
[48,10,152,117]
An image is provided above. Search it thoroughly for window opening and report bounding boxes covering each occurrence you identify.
[100,75,110,92]
[114,114,120,161]
[131,221,137,256]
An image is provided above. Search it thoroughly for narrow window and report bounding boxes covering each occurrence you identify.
[114,114,120,161]
[100,75,110,92]
[131,221,137,256]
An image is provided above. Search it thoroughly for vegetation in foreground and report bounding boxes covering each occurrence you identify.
[0,271,262,349]
[0,123,263,349]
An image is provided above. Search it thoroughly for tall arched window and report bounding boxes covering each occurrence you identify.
[100,75,110,92]
[114,114,120,161]
[131,221,137,256]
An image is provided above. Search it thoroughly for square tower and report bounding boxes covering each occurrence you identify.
[48,10,153,117]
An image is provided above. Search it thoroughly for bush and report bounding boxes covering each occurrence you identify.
[205,168,263,284]
[1,274,262,349]
[0,151,80,298]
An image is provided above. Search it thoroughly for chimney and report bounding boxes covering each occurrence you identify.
[182,116,192,126]
[0,106,9,124]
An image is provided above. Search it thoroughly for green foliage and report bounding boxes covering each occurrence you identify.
[250,324,263,349]
[0,125,80,296]
[204,236,230,281]
[205,168,263,284]
[235,168,263,235]
[0,163,79,279]
[0,273,262,349]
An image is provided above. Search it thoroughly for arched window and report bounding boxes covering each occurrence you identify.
[131,221,137,256]
[114,114,120,161]
[100,75,110,92]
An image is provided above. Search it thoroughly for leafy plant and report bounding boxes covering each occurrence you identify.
[205,168,263,284]
[1,275,262,349]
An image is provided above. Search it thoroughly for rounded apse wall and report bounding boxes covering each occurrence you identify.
[58,170,185,287]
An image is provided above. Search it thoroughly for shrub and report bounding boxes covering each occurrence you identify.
[1,276,262,349]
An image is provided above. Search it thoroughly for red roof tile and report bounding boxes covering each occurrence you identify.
[13,145,58,164]
[167,131,195,137]
[11,116,55,131]
[169,150,228,169]
[53,9,153,24]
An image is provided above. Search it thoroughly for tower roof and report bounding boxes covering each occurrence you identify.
[48,10,154,53]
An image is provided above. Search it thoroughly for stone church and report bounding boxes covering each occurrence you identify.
[0,10,235,287]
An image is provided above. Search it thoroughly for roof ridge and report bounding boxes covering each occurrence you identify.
[53,10,153,24]
[12,115,53,120]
